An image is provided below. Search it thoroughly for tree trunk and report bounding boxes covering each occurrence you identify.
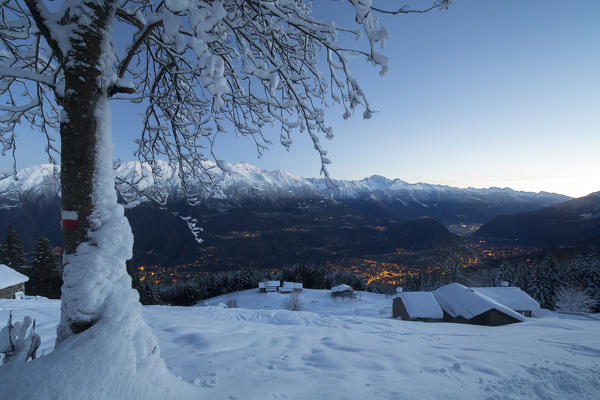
[52,1,160,370]
[57,0,117,342]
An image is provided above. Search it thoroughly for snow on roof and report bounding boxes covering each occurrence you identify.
[473,287,540,311]
[0,264,29,289]
[398,292,443,319]
[259,281,280,289]
[331,284,353,293]
[283,281,302,289]
[433,283,525,322]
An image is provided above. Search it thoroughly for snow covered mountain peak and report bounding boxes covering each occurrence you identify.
[0,163,60,205]
[361,174,394,187]
[0,162,571,213]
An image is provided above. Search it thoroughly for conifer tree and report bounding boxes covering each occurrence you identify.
[579,255,600,312]
[525,263,547,308]
[541,256,562,309]
[0,225,26,269]
[29,238,62,298]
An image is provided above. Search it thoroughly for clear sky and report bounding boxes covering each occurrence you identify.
[3,0,599,198]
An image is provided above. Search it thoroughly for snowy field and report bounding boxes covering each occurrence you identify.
[1,290,600,400]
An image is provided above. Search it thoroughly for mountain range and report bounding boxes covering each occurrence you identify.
[0,162,575,269]
[0,161,569,219]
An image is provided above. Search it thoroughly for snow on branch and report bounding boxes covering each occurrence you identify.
[0,311,41,364]
[1,0,446,212]
[0,66,55,87]
[120,0,408,195]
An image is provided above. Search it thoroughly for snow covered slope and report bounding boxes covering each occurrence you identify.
[2,293,599,400]
[200,288,393,318]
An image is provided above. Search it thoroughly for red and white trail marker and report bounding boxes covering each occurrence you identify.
[61,210,78,231]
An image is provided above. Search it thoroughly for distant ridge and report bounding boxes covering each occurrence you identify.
[475,191,600,247]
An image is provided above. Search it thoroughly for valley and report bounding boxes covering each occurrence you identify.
[0,162,596,291]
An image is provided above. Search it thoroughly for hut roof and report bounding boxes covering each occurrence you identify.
[433,283,526,322]
[397,292,443,319]
[0,264,29,289]
[473,287,540,311]
[331,284,353,293]
[283,281,303,290]
[259,281,280,289]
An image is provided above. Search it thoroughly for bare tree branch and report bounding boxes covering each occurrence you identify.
[370,0,451,15]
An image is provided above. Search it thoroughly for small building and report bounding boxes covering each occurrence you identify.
[0,264,29,299]
[279,281,303,293]
[331,284,354,297]
[258,280,281,292]
[433,283,526,326]
[393,291,443,322]
[473,286,540,317]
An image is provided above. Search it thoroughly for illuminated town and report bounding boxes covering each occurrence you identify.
[134,239,540,288]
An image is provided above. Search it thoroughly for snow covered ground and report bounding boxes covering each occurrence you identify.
[1,290,600,399]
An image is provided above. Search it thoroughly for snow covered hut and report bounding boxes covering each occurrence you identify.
[258,281,281,292]
[392,291,443,322]
[433,283,526,326]
[279,281,303,293]
[0,264,29,299]
[473,287,540,317]
[331,284,354,297]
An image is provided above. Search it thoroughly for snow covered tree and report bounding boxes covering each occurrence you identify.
[565,254,600,312]
[0,225,26,269]
[539,256,561,308]
[0,0,449,390]
[582,256,600,312]
[555,285,595,313]
[495,259,529,289]
[522,256,562,309]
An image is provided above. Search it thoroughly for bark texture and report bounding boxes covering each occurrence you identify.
[59,0,116,337]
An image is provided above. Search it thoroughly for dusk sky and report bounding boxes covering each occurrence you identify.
[3,0,599,198]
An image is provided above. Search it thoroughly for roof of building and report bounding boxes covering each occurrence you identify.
[397,291,443,319]
[0,264,29,289]
[473,287,540,311]
[331,284,353,293]
[283,281,303,289]
[433,283,526,322]
[259,281,281,288]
